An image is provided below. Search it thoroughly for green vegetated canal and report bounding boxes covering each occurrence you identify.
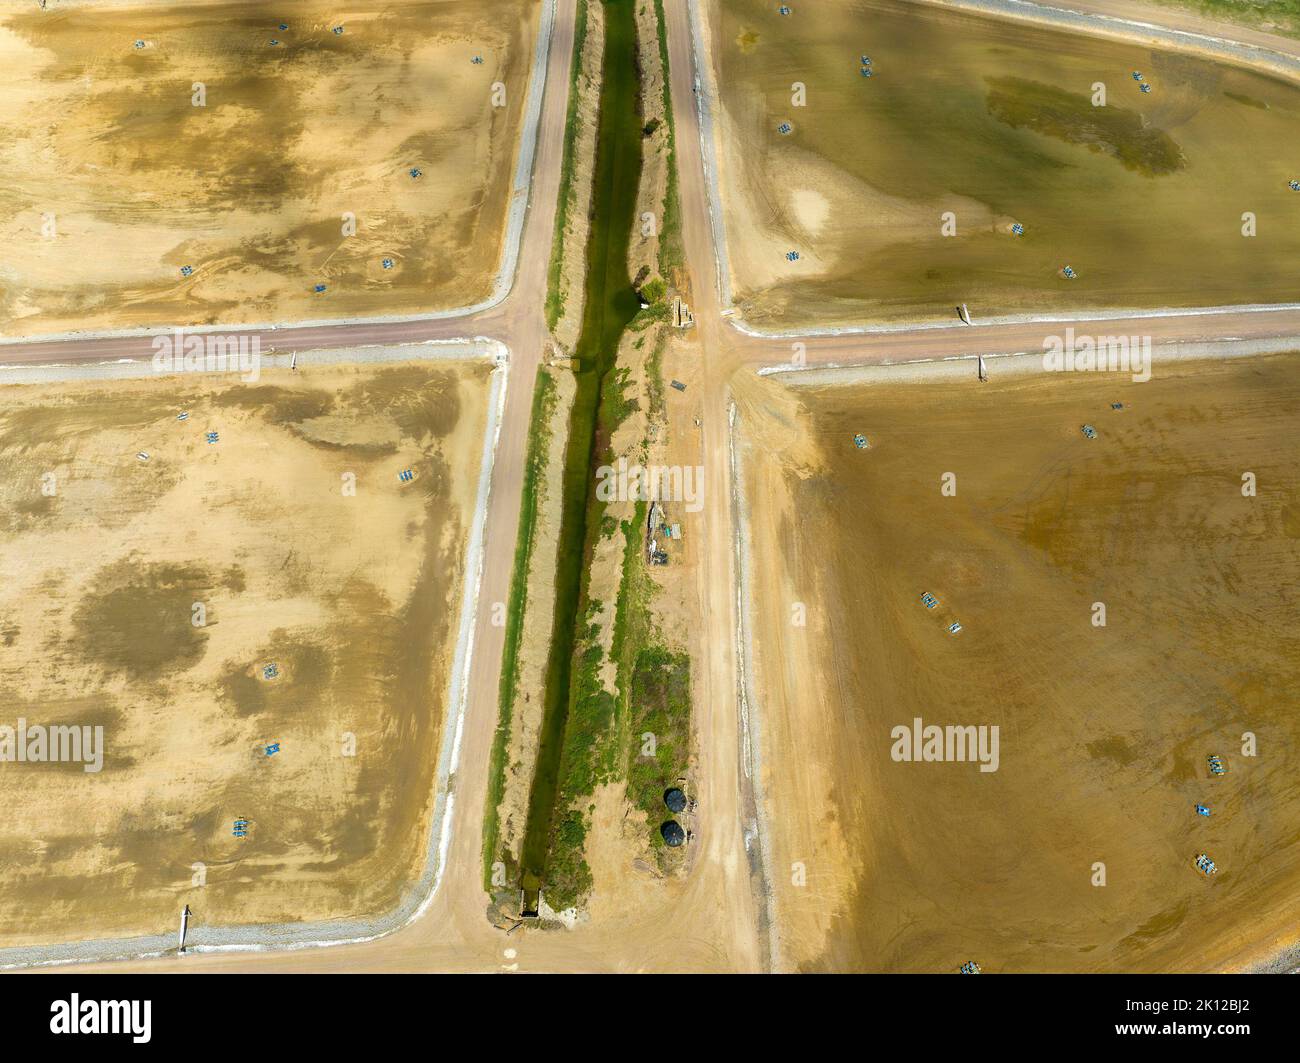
[518,0,643,909]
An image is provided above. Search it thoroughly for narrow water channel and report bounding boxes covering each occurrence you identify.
[518,0,644,906]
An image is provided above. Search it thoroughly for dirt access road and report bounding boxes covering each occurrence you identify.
[20,0,1300,973]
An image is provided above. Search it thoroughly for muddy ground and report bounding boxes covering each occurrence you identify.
[737,352,1300,971]
[708,0,1300,328]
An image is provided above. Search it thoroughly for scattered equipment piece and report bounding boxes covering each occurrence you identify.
[232,818,249,838]
[1132,71,1143,81]
[1195,804,1210,817]
[382,257,394,269]
[180,265,194,277]
[134,39,145,49]
[921,592,938,609]
[279,23,288,31]
[853,433,869,449]
[398,468,415,483]
[1289,180,1300,191]
[177,411,189,421]
[670,379,687,392]
[262,662,279,680]
[265,743,281,756]
[948,621,963,634]
[1140,83,1152,94]
[959,961,981,975]
[1081,424,1097,439]
[1194,853,1217,876]
[1207,754,1226,776]
[779,5,791,14]
[409,167,423,179]
[1061,265,1077,279]
[137,452,150,463]
[861,55,872,66]
[206,430,220,444]
[313,283,327,293]
[777,122,793,134]
[333,25,344,35]
[269,39,280,46]
[472,55,484,65]
[1011,223,1024,236]
[1110,402,1124,410]
[860,67,873,78]
[785,250,800,261]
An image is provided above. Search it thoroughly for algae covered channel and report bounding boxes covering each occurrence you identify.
[517,0,645,911]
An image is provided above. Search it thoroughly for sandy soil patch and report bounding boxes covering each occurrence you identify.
[0,358,490,948]
[0,0,540,337]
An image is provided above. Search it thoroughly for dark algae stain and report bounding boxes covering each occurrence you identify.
[986,77,1186,176]
[71,560,212,680]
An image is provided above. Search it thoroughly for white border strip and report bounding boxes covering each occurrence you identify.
[727,401,782,973]
[930,0,1300,78]
[686,0,734,311]
[734,300,1300,340]
[756,335,1300,380]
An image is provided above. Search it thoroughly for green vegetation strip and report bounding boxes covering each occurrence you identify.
[650,0,685,276]
[482,368,558,887]
[518,0,646,905]
[627,646,691,850]
[545,0,593,331]
[1157,0,1300,38]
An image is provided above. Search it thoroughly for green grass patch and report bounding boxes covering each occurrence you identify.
[639,276,667,303]
[1155,0,1300,37]
[645,331,667,422]
[627,646,692,856]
